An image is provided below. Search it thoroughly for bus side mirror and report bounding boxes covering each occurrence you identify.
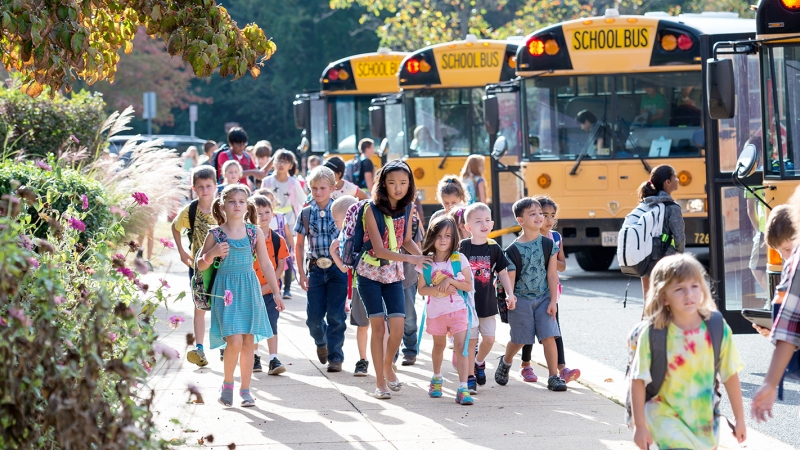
[297,136,310,154]
[370,106,386,140]
[293,99,310,130]
[484,95,499,135]
[736,143,758,178]
[492,136,508,160]
[706,58,735,120]
[378,138,389,158]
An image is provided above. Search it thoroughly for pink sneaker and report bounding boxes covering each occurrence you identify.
[559,367,581,384]
[520,365,538,382]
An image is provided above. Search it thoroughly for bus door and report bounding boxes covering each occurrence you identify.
[704,34,763,333]
[485,82,525,247]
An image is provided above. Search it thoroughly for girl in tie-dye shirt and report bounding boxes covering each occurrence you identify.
[630,254,746,450]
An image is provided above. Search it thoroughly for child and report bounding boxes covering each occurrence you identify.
[460,202,515,393]
[630,254,746,449]
[460,155,486,204]
[751,197,800,422]
[219,160,243,193]
[252,141,273,189]
[324,157,369,200]
[430,176,467,223]
[356,160,429,399]
[196,184,282,407]
[257,188,295,296]
[495,198,566,391]
[417,216,474,405]
[295,166,348,373]
[519,195,581,384]
[264,149,306,300]
[183,146,199,173]
[328,195,372,376]
[250,195,289,374]
[172,166,218,367]
[307,155,321,173]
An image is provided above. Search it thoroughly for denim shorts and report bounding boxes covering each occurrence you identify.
[263,293,280,334]
[356,275,404,318]
[508,294,560,345]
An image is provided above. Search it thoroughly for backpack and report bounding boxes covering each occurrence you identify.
[616,200,676,277]
[186,199,199,242]
[191,224,258,311]
[416,252,474,356]
[336,201,412,268]
[267,229,282,266]
[211,145,252,183]
[344,155,366,188]
[623,311,724,430]
[498,237,554,323]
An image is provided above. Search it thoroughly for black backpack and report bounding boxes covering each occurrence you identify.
[497,236,554,323]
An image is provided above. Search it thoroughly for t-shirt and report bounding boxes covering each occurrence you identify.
[264,175,306,228]
[356,207,407,284]
[506,236,558,298]
[172,203,217,259]
[462,177,484,204]
[254,230,289,294]
[357,157,375,190]
[415,253,470,319]
[459,239,509,318]
[332,179,359,199]
[640,93,668,127]
[217,150,256,185]
[631,320,743,449]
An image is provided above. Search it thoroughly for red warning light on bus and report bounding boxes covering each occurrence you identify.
[528,38,545,56]
[677,34,693,51]
[327,68,340,81]
[781,0,800,9]
[407,59,421,74]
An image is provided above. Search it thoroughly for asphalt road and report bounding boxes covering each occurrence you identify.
[557,251,800,448]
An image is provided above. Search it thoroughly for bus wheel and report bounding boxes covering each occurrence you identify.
[575,247,616,272]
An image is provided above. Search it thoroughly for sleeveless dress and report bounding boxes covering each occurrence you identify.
[209,234,273,349]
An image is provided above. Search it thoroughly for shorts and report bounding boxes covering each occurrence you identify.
[507,294,560,345]
[356,275,404,318]
[426,310,469,336]
[477,316,497,337]
[749,231,767,272]
[263,293,280,334]
[349,289,369,327]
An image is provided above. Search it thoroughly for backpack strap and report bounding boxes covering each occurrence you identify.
[542,235,554,272]
[270,230,281,265]
[506,243,523,284]
[706,310,724,372]
[245,224,258,261]
[451,251,473,356]
[646,324,668,402]
[301,206,312,238]
[187,199,199,241]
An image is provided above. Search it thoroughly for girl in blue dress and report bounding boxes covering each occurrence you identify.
[196,184,282,407]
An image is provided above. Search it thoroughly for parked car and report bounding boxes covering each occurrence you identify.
[107,134,206,157]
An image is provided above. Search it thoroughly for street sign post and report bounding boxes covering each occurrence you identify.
[142,92,157,135]
[189,104,198,137]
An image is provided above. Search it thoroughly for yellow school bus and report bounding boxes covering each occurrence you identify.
[293,48,407,169]
[371,36,522,220]
[704,0,800,332]
[507,10,754,271]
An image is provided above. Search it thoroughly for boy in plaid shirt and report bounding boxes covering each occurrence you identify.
[295,166,348,373]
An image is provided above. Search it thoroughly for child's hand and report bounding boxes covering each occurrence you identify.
[275,297,286,312]
[212,242,229,259]
[506,293,517,310]
[446,285,458,295]
[732,418,746,443]
[298,272,309,292]
[411,254,434,266]
[633,425,652,449]
[179,249,193,268]
[547,301,557,318]
[437,277,451,293]
[751,383,777,423]
[345,301,351,314]
[753,323,771,338]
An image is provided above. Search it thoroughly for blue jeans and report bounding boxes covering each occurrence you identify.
[306,265,347,363]
[401,285,419,357]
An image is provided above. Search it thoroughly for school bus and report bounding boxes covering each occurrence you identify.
[370,35,523,225]
[488,10,754,271]
[293,48,407,169]
[704,0,800,332]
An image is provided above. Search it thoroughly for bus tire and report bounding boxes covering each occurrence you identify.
[575,247,616,272]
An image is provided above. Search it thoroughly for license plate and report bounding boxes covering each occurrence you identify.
[601,232,618,247]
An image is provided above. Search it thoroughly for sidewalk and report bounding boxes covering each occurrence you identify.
[142,248,781,449]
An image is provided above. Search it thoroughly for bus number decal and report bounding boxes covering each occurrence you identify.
[355,61,400,78]
[440,51,500,70]
[694,233,709,244]
[572,28,649,51]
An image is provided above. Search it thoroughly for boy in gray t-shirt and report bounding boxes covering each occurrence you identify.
[494,198,566,392]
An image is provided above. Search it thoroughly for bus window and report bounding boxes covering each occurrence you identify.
[310,99,329,153]
[717,54,762,173]
[764,46,800,178]
[384,102,406,162]
[406,89,485,157]
[524,72,703,161]
[332,97,356,152]
[497,91,521,158]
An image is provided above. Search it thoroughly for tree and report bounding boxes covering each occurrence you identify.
[0,0,277,97]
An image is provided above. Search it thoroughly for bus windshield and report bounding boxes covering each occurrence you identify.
[763,45,800,179]
[404,88,488,157]
[327,96,374,154]
[524,71,703,161]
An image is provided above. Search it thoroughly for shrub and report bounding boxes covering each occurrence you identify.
[0,86,106,159]
[0,157,112,242]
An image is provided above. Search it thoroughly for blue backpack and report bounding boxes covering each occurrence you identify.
[417,252,474,357]
[339,201,412,268]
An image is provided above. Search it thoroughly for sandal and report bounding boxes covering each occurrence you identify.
[385,377,403,392]
[370,388,391,399]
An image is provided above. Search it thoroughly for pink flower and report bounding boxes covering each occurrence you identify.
[131,192,149,206]
[54,296,64,305]
[34,159,52,171]
[9,307,32,327]
[116,267,136,281]
[81,194,89,210]
[159,278,170,288]
[28,257,39,269]
[113,253,126,261]
[168,315,185,330]
[223,290,233,306]
[143,361,151,372]
[110,206,129,218]
[18,235,33,251]
[108,332,117,342]
[69,134,80,144]
[153,342,180,361]
[159,238,175,249]
[68,217,86,232]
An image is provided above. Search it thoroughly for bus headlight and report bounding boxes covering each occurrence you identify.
[677,199,705,213]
